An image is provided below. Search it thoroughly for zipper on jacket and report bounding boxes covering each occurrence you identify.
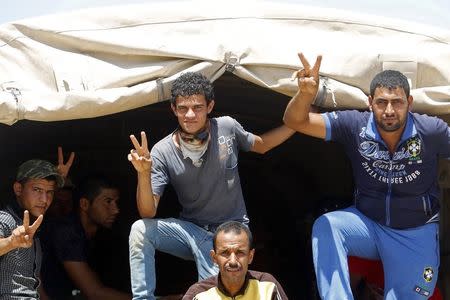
[422,196,432,217]
[426,195,432,217]
[385,159,393,226]
[422,196,428,216]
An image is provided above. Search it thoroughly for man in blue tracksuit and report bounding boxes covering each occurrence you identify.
[283,53,449,300]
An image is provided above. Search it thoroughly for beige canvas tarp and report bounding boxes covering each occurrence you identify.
[0,1,449,125]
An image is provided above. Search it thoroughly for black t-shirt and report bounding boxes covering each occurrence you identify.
[40,214,91,299]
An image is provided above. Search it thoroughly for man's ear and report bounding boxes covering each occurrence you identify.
[407,95,414,111]
[207,100,215,114]
[171,103,177,116]
[368,95,373,112]
[210,249,217,264]
[79,197,90,212]
[13,182,22,197]
[248,248,255,265]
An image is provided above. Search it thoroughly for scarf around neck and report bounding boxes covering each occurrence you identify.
[177,122,211,167]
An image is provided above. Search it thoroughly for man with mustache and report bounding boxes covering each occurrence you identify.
[128,72,295,300]
[0,156,69,300]
[283,53,450,299]
[41,175,131,300]
[182,221,288,300]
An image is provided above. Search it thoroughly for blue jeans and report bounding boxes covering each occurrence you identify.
[129,218,219,300]
[312,206,439,300]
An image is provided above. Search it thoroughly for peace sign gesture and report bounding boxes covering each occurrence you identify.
[57,146,75,179]
[10,210,43,249]
[128,131,152,173]
[294,52,322,97]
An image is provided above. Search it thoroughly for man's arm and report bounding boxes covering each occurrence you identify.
[128,131,160,218]
[283,53,326,139]
[251,125,295,154]
[0,211,42,256]
[0,237,15,256]
[135,171,160,218]
[63,261,131,300]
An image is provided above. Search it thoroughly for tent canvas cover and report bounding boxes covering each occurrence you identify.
[0,0,450,125]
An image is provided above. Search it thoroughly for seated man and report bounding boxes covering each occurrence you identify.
[182,221,288,300]
[41,175,131,300]
[0,159,65,299]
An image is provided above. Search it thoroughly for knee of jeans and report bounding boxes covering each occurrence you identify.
[312,214,335,239]
[129,219,157,247]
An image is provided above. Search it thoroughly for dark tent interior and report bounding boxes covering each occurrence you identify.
[6,72,450,299]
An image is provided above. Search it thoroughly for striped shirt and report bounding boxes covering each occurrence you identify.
[0,203,41,300]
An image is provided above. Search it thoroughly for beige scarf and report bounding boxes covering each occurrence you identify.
[177,122,210,167]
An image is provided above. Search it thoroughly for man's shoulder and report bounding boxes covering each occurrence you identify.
[183,275,218,299]
[213,116,235,126]
[327,110,369,121]
[0,207,20,237]
[190,274,217,289]
[248,270,278,282]
[0,209,17,226]
[152,132,175,154]
[0,209,14,219]
[412,113,448,131]
[247,270,288,299]
[213,116,248,136]
[46,214,84,241]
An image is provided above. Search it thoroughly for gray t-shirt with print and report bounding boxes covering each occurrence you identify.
[151,116,255,226]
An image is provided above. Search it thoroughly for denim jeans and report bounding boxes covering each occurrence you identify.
[129,218,219,300]
[312,206,439,300]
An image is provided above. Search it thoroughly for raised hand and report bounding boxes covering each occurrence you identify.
[293,53,322,97]
[57,146,75,178]
[128,131,152,173]
[10,210,43,249]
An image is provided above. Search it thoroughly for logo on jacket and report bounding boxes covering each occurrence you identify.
[414,286,430,297]
[423,267,434,283]
[407,137,422,161]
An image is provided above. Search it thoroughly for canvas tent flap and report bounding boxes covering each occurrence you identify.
[0,61,225,124]
[0,1,449,125]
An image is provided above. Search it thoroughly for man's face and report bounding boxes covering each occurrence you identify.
[369,86,412,133]
[211,230,255,290]
[86,188,120,229]
[171,94,214,134]
[14,178,56,218]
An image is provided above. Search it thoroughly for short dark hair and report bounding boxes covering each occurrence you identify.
[213,221,253,250]
[75,174,118,206]
[370,70,410,98]
[170,72,214,105]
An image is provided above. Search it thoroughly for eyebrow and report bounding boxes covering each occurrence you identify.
[375,97,404,101]
[32,185,55,191]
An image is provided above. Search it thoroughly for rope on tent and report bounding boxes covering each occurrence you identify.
[224,52,239,73]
